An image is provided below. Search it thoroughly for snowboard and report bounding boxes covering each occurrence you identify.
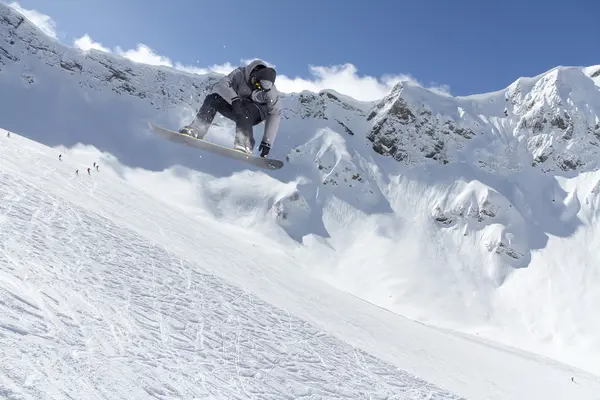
[148,122,284,170]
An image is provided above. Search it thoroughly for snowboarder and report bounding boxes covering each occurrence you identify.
[178,59,281,158]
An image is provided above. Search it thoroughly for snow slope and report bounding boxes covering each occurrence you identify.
[2,1,600,387]
[3,128,600,400]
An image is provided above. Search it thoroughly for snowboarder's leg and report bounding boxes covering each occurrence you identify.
[233,102,262,154]
[180,93,231,139]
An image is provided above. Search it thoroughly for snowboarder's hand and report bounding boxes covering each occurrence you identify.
[259,141,271,158]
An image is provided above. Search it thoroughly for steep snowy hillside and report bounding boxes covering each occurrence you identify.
[4,128,600,400]
[2,2,600,379]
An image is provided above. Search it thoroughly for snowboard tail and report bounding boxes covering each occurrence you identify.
[148,122,284,170]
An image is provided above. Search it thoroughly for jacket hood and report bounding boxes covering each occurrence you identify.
[244,59,270,83]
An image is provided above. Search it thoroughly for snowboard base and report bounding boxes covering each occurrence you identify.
[148,122,284,170]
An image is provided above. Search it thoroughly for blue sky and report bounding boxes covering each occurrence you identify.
[7,0,599,98]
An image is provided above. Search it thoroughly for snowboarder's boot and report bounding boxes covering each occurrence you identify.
[179,126,197,137]
[233,143,252,155]
[179,121,209,139]
[232,121,255,155]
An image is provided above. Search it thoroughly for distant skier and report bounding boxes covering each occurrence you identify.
[75,169,79,175]
[95,164,99,172]
[6,132,10,138]
[59,154,62,161]
[178,59,281,158]
[87,167,91,175]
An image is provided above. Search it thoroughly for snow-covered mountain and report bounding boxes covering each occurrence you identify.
[6,120,600,400]
[2,2,600,389]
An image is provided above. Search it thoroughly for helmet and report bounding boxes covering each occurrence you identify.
[251,66,276,91]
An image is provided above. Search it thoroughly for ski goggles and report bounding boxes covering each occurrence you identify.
[254,79,273,91]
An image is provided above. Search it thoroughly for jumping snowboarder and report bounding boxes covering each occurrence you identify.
[178,59,281,158]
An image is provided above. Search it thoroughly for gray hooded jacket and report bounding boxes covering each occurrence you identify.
[212,60,281,146]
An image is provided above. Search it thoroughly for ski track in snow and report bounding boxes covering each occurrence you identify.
[0,135,460,399]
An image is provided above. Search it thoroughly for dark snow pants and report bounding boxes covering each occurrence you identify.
[192,93,263,149]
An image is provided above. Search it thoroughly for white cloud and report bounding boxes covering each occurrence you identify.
[427,83,452,96]
[241,58,275,68]
[115,44,173,67]
[113,44,241,77]
[67,35,450,101]
[174,62,237,76]
[275,64,403,101]
[72,36,239,76]
[8,1,57,39]
[72,36,451,100]
[10,1,450,102]
[276,64,452,101]
[74,34,109,53]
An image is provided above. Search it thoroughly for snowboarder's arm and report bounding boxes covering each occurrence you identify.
[212,68,244,105]
[262,101,281,146]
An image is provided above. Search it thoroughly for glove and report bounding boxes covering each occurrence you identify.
[258,141,271,158]
[231,97,244,117]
